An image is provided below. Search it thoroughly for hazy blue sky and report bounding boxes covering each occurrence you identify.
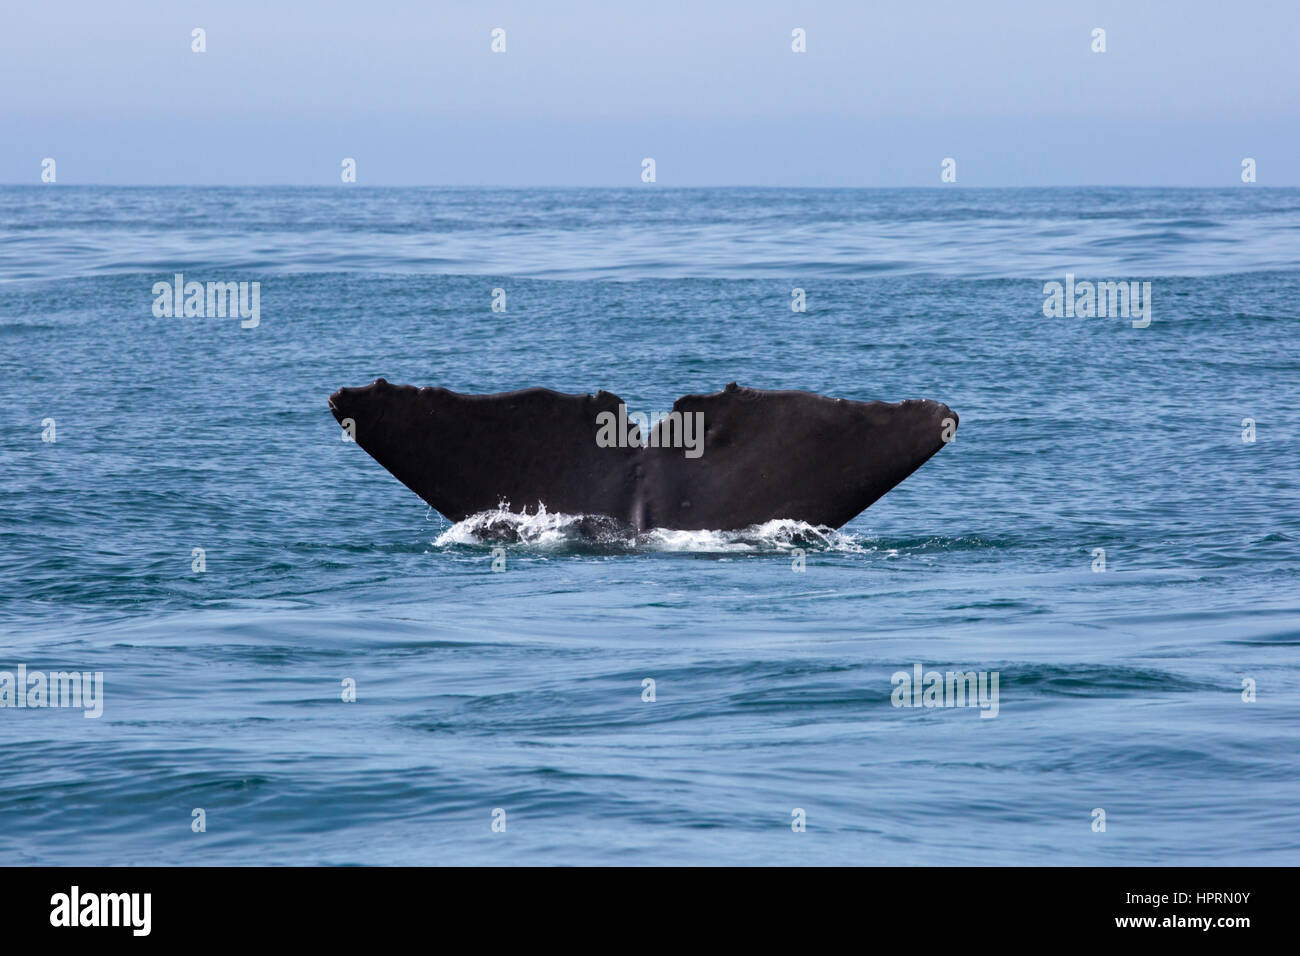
[3,0,1297,185]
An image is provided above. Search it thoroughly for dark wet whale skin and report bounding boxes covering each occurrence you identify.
[328,381,957,532]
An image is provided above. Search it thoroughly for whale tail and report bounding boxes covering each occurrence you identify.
[327,381,957,532]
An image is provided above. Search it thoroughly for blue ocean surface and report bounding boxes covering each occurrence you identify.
[1,186,1298,865]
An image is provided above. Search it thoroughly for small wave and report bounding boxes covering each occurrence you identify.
[432,506,868,553]
[0,322,59,335]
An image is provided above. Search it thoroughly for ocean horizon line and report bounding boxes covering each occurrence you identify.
[3,183,1296,191]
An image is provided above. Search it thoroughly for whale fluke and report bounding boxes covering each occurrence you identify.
[327,381,957,532]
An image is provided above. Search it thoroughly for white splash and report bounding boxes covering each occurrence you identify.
[434,506,870,553]
[641,519,868,553]
[433,504,630,548]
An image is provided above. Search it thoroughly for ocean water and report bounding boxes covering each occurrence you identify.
[1,186,1298,865]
